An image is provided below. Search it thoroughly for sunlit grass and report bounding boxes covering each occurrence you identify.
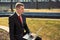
[0,17,8,27]
[8,9,60,13]
[26,18,60,40]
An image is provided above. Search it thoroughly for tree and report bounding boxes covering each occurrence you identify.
[11,0,13,12]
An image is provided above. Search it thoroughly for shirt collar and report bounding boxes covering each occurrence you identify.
[16,12,21,16]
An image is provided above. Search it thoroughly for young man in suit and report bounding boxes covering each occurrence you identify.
[9,2,30,40]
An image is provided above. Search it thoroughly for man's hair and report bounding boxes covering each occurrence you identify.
[15,2,24,8]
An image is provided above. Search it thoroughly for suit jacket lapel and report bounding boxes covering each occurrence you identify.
[14,13,22,26]
[21,14,25,24]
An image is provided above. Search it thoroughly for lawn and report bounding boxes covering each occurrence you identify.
[0,17,8,27]
[26,18,60,40]
[0,17,60,40]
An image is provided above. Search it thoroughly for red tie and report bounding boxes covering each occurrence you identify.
[18,16,23,23]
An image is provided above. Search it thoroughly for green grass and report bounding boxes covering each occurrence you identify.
[26,18,60,40]
[0,17,60,40]
[0,17,8,27]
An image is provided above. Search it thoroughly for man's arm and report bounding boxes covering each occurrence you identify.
[9,17,15,40]
[23,17,30,34]
[24,23,30,33]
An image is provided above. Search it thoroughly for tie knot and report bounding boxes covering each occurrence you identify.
[18,16,21,18]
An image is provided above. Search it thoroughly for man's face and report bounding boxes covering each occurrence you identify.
[18,6,24,14]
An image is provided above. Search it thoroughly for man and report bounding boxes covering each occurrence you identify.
[9,2,30,40]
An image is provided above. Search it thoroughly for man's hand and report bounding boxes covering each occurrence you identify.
[30,33,37,38]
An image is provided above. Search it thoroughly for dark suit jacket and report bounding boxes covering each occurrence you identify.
[9,13,30,40]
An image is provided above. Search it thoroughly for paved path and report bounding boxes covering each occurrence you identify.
[0,25,9,32]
